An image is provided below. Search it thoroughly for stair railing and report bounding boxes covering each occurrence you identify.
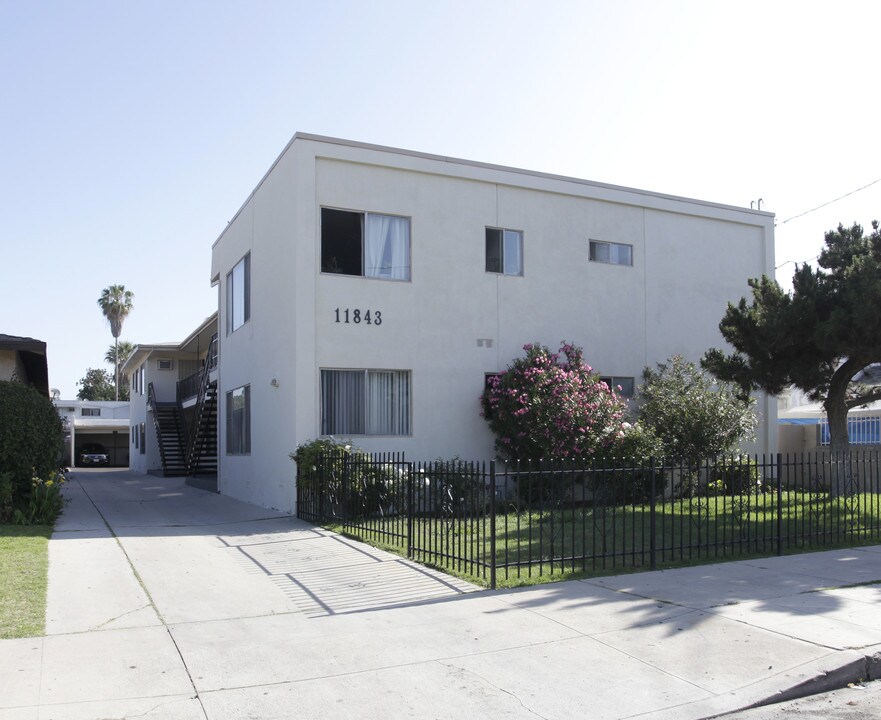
[147,382,170,472]
[185,334,218,475]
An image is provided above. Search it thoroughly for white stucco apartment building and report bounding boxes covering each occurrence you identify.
[209,133,776,514]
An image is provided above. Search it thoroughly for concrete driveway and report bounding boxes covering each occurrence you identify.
[2,469,881,719]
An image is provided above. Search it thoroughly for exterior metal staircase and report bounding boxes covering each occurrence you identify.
[147,382,187,476]
[146,334,218,480]
[186,382,218,475]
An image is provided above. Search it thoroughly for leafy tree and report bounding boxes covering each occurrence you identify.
[480,342,631,462]
[638,355,756,462]
[97,285,134,401]
[703,221,881,459]
[76,368,118,401]
[105,340,134,397]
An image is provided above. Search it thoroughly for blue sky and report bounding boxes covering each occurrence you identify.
[2,1,880,396]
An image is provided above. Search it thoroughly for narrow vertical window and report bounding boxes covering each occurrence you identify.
[227,385,251,454]
[486,227,523,275]
[227,254,251,333]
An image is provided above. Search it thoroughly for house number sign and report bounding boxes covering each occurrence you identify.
[334,308,383,325]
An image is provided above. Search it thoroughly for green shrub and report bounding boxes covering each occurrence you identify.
[0,381,63,522]
[291,438,406,519]
[712,455,763,495]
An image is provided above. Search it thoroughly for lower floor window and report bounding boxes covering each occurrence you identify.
[227,385,251,454]
[139,423,145,455]
[600,376,635,398]
[321,369,411,436]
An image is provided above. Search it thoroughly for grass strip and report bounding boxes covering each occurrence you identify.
[0,524,52,639]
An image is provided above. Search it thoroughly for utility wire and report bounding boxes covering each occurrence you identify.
[779,177,881,225]
[774,177,881,270]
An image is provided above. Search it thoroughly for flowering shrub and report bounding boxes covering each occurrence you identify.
[481,342,632,463]
[13,470,66,525]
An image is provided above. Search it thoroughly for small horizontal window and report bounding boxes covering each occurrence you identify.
[486,228,523,276]
[157,359,173,371]
[600,376,635,398]
[589,240,632,266]
[82,407,101,417]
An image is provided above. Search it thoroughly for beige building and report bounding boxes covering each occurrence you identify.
[0,334,49,397]
[208,134,776,514]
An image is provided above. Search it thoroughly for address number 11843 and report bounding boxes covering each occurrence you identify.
[334,308,382,325]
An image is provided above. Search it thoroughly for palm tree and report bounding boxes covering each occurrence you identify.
[97,285,134,401]
[105,340,135,398]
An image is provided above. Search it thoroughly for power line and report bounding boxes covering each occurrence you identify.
[779,177,881,225]
[775,254,818,271]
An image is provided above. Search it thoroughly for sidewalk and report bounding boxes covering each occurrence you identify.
[2,469,880,719]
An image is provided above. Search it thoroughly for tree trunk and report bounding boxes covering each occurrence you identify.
[824,397,850,497]
[824,358,864,498]
[114,336,119,402]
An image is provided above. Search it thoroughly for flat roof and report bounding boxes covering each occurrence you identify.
[213,132,775,251]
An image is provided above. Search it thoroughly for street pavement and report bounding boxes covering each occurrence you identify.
[2,468,880,719]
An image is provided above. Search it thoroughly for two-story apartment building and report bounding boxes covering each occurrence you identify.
[123,313,218,479]
[209,133,776,514]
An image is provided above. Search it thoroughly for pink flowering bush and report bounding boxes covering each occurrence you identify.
[481,342,633,463]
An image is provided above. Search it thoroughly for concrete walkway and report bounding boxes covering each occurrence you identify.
[2,469,881,719]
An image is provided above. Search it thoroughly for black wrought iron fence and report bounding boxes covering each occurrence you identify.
[296,450,881,589]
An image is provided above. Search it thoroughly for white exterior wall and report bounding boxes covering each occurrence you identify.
[211,135,777,514]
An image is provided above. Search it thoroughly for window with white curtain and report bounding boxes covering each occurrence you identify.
[227,253,251,333]
[589,240,632,266]
[485,228,523,275]
[320,369,411,436]
[321,208,410,281]
[226,385,251,454]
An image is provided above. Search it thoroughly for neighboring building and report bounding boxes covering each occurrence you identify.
[208,133,777,514]
[0,334,49,397]
[53,399,130,467]
[122,314,218,479]
[778,366,881,453]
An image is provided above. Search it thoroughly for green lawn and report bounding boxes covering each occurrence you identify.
[0,524,52,638]
[334,491,881,588]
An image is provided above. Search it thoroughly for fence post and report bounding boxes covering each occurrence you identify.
[407,461,414,560]
[649,457,657,571]
[490,460,497,590]
[776,453,784,556]
[317,453,325,521]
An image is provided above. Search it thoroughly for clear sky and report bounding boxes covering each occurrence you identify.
[2,1,880,397]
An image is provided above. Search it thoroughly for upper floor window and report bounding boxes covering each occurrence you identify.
[157,359,173,371]
[600,376,635,398]
[589,240,632,266]
[321,208,411,281]
[227,253,251,333]
[486,228,523,276]
[82,407,101,417]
